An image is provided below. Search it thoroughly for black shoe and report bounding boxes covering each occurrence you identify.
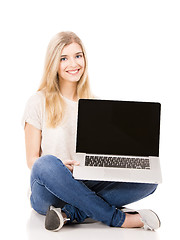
[45,206,70,231]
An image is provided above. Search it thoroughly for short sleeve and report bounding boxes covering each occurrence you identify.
[21,91,45,130]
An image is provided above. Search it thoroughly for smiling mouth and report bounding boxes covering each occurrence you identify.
[66,69,80,75]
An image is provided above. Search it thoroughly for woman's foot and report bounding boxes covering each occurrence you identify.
[121,209,161,230]
[121,213,144,228]
[45,206,70,231]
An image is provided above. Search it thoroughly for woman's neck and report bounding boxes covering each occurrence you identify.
[59,79,78,102]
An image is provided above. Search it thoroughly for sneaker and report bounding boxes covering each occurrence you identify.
[45,206,70,231]
[137,209,161,231]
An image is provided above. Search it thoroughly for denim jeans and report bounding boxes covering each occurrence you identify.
[30,155,157,227]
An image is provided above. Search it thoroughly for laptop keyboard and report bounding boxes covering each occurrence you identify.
[85,156,150,170]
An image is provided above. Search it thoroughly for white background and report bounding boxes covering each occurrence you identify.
[0,0,180,239]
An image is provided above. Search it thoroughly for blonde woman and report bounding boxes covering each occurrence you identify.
[22,31,160,231]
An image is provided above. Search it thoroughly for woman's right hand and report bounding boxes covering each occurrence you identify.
[63,160,80,173]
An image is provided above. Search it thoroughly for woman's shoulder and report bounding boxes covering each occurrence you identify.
[22,91,45,129]
[27,90,45,105]
[23,90,45,116]
[31,90,45,100]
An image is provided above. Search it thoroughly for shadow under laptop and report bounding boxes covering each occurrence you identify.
[26,209,161,240]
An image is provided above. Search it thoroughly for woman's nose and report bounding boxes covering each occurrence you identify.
[69,57,78,68]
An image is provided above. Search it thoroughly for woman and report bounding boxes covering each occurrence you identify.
[22,31,160,231]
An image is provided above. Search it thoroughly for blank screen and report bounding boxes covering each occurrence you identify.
[76,99,161,157]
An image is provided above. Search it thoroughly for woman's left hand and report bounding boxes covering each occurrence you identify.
[63,160,80,173]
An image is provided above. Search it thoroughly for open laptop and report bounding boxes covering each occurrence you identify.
[73,99,162,184]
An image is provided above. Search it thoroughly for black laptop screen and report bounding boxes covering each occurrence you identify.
[76,99,161,157]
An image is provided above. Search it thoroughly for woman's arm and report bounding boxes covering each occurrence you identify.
[24,122,42,169]
[24,122,80,171]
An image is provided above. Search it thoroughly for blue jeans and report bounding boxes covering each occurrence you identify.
[30,155,157,227]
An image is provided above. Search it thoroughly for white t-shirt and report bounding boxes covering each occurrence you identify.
[22,91,79,162]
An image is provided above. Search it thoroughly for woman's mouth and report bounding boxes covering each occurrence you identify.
[66,69,80,75]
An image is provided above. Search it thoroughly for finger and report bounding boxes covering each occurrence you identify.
[71,160,80,165]
[66,164,73,172]
[63,160,74,165]
[74,161,80,166]
[64,160,80,166]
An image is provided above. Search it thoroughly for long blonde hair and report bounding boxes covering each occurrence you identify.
[38,31,94,128]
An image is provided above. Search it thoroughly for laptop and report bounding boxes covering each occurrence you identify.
[73,99,162,184]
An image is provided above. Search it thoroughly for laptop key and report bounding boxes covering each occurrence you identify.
[85,156,150,170]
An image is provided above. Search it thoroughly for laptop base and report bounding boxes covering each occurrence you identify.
[73,154,162,184]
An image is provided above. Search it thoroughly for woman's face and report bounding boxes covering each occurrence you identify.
[58,42,85,83]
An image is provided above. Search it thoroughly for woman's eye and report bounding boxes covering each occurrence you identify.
[60,57,67,61]
[76,55,82,59]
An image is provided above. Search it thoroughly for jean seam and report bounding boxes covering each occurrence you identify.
[115,209,126,227]
[31,178,71,211]
[31,178,38,189]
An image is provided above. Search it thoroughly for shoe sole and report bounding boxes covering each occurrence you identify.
[150,210,161,228]
[45,206,64,231]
